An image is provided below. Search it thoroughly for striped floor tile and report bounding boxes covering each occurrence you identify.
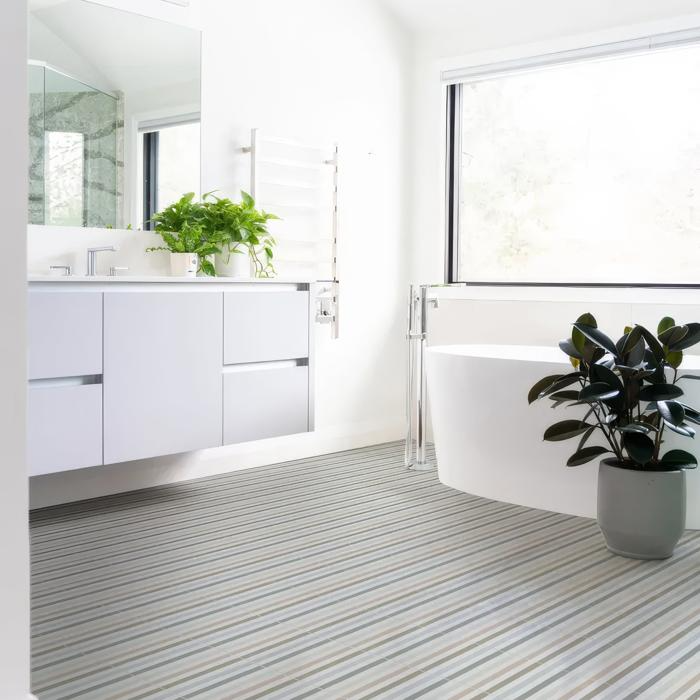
[30,442,700,699]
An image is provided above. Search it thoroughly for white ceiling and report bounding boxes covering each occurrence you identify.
[381,0,700,41]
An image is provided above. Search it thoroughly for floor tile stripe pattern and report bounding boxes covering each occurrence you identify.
[30,442,700,700]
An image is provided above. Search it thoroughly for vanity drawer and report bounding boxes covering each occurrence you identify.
[223,291,309,365]
[28,291,102,380]
[223,366,309,444]
[28,383,103,475]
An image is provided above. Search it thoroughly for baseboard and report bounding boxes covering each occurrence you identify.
[29,420,405,509]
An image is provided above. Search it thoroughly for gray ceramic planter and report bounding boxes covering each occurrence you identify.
[597,459,686,560]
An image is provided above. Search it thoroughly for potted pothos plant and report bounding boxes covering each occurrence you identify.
[529,313,700,560]
[208,191,278,279]
[146,191,279,278]
[146,193,219,277]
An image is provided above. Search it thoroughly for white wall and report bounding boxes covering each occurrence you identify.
[29,0,412,507]
[0,1,31,698]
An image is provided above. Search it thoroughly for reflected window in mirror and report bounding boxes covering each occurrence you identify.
[28,0,201,230]
[139,119,201,230]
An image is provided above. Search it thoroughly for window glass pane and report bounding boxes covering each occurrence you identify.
[45,131,84,227]
[458,44,700,284]
[157,122,201,210]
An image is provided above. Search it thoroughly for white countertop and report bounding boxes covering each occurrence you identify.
[28,275,316,284]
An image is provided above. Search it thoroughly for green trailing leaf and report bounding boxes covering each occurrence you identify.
[543,420,594,442]
[572,323,619,357]
[678,374,700,381]
[623,432,655,465]
[578,382,620,402]
[566,446,610,466]
[528,375,563,404]
[659,449,698,470]
[638,384,684,402]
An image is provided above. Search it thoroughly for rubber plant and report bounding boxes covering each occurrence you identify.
[528,313,700,471]
[146,193,220,276]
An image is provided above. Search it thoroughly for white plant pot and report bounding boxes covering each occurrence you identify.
[170,252,198,278]
[216,249,253,278]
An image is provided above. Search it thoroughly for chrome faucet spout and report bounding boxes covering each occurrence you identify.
[86,246,118,276]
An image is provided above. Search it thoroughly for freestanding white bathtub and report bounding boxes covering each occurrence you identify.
[427,344,700,529]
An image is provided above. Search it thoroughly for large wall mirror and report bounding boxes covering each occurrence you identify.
[28,0,201,230]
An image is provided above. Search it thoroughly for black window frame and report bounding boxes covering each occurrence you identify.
[444,72,700,290]
[142,130,159,231]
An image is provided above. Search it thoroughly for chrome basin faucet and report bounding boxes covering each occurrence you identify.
[86,246,118,276]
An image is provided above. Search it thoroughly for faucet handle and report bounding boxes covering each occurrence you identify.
[50,265,72,276]
[109,266,129,277]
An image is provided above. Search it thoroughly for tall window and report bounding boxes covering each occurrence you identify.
[446,37,700,285]
[140,119,200,229]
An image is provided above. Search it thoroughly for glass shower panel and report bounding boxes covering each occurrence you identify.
[29,66,121,228]
[28,64,45,225]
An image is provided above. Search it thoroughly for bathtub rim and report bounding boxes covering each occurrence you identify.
[427,343,700,369]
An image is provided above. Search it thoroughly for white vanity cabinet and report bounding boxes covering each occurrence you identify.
[222,291,311,444]
[27,290,103,476]
[103,291,224,464]
[27,280,314,475]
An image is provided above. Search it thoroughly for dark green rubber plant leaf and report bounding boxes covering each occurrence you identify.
[623,432,655,465]
[589,363,623,390]
[638,384,683,402]
[659,449,698,470]
[619,326,644,358]
[572,313,597,353]
[657,317,676,336]
[617,422,654,434]
[678,374,700,381]
[658,325,689,347]
[664,422,696,438]
[559,339,583,360]
[657,401,685,427]
[548,390,580,402]
[576,427,596,452]
[543,420,594,442]
[528,375,563,404]
[637,325,665,363]
[542,373,586,397]
[681,404,700,425]
[578,382,620,402]
[566,445,610,467]
[669,323,700,351]
[573,323,619,358]
[666,350,683,369]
